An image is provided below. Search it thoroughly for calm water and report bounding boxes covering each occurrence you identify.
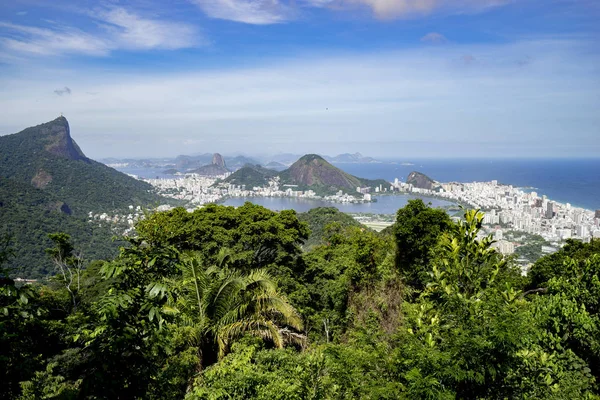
[222,195,454,215]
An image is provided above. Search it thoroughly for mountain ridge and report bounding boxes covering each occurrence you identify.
[0,116,172,277]
[222,154,389,195]
[0,116,163,215]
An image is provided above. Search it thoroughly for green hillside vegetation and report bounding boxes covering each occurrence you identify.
[0,117,164,215]
[221,164,278,188]
[2,200,600,399]
[0,177,121,278]
[297,207,364,248]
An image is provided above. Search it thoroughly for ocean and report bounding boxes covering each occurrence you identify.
[114,158,600,211]
[338,158,600,211]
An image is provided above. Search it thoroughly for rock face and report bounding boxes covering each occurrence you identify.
[31,169,53,189]
[212,153,226,168]
[190,153,230,176]
[40,116,89,161]
[406,171,437,190]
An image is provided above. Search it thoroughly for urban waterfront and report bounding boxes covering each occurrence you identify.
[115,158,600,211]
[221,194,455,214]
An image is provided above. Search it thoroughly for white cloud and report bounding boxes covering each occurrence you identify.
[96,7,201,50]
[0,22,111,56]
[194,0,512,24]
[1,37,597,158]
[192,0,293,24]
[0,6,200,58]
[421,32,448,44]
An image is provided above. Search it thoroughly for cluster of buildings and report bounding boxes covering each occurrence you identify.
[144,174,373,206]
[133,173,600,262]
[144,175,224,205]
[87,204,172,235]
[393,178,600,251]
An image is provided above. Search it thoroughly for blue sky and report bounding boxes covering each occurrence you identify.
[0,0,598,159]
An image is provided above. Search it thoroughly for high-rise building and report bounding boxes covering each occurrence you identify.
[576,225,588,238]
[595,209,600,219]
[546,202,554,219]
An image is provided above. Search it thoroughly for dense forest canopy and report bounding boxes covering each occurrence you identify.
[2,200,600,399]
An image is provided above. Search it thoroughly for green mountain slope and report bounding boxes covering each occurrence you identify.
[218,155,388,195]
[222,164,278,188]
[279,154,388,194]
[0,177,120,278]
[0,117,173,278]
[0,116,163,215]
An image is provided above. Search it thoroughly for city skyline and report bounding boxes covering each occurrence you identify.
[0,0,599,158]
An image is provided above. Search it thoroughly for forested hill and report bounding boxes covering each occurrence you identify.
[0,117,170,277]
[222,164,278,188]
[0,116,163,215]
[0,177,120,278]
[297,207,364,248]
[279,154,389,193]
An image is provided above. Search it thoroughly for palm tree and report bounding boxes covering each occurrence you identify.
[171,249,304,371]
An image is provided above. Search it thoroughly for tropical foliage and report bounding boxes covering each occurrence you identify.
[2,201,600,399]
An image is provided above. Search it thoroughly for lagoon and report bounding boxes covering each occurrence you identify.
[221,194,455,215]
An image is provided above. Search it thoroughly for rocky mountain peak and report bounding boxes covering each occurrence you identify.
[212,153,226,168]
[41,116,88,161]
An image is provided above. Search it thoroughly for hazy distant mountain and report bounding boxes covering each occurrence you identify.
[225,155,260,170]
[263,161,287,171]
[323,152,379,164]
[175,153,213,170]
[268,153,302,165]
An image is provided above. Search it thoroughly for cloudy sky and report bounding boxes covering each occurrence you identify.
[0,0,598,159]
